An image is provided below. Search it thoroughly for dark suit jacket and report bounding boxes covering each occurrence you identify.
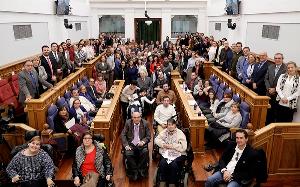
[252,61,271,95]
[18,69,52,104]
[219,142,257,183]
[264,63,287,94]
[121,119,151,148]
[86,85,100,101]
[40,55,57,83]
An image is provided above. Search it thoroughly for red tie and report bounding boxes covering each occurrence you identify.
[46,57,53,76]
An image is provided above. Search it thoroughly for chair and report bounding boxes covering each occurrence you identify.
[64,90,72,101]
[10,74,19,96]
[77,80,83,88]
[0,79,23,119]
[56,97,70,111]
[212,79,220,93]
[240,101,250,129]
[42,105,68,152]
[216,83,226,101]
[232,94,241,103]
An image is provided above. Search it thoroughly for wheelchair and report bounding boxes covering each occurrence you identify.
[122,145,150,180]
[152,125,194,187]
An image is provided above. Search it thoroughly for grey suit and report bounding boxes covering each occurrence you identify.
[265,63,287,95]
[137,77,153,95]
[18,69,53,104]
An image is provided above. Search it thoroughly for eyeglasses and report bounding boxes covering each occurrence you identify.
[235,152,239,161]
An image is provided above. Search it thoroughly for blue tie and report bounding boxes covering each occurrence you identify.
[29,72,37,87]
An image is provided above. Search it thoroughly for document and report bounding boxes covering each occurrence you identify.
[65,117,76,129]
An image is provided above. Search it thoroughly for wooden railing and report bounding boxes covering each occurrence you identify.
[251,123,300,176]
[0,123,35,164]
[209,66,270,131]
[171,76,206,155]
[26,55,101,131]
[91,80,125,157]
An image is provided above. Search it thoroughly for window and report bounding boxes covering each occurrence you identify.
[171,15,197,38]
[99,15,125,38]
[215,23,221,31]
[13,25,32,40]
[262,25,280,40]
[75,23,81,31]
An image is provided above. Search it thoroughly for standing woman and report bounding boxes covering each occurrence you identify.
[73,131,113,187]
[32,57,48,94]
[57,45,69,78]
[6,136,55,187]
[276,61,300,122]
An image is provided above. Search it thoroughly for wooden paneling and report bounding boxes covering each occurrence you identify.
[209,66,270,130]
[91,80,125,158]
[251,123,300,176]
[172,78,206,154]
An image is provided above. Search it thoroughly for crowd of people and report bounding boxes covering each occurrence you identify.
[9,31,299,187]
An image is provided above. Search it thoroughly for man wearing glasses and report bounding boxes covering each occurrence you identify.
[121,111,151,181]
[205,129,257,187]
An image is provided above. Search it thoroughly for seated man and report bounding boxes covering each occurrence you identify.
[121,111,151,180]
[154,96,177,133]
[156,83,176,105]
[205,129,257,187]
[155,118,187,187]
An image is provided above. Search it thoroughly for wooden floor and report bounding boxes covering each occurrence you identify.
[54,114,300,187]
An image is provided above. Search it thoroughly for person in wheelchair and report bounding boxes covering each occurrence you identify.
[73,131,113,187]
[154,118,187,187]
[154,96,177,133]
[205,129,257,187]
[121,111,151,180]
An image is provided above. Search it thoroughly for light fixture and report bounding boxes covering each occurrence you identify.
[145,20,152,26]
[144,0,152,25]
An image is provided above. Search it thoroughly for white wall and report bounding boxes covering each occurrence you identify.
[207,0,300,64]
[207,0,300,122]
[0,0,90,66]
[89,1,207,42]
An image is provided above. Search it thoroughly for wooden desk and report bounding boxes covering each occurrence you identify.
[92,80,125,157]
[172,78,206,155]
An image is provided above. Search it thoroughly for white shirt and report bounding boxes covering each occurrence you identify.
[225,146,246,175]
[276,74,300,107]
[69,96,95,112]
[154,104,177,125]
[208,46,217,61]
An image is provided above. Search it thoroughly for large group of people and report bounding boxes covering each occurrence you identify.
[7,31,299,187]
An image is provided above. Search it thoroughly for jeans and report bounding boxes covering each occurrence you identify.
[205,171,240,187]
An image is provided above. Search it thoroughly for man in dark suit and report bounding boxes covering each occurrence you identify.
[264,53,287,124]
[205,129,257,187]
[121,111,151,180]
[40,45,57,85]
[251,52,271,95]
[86,78,103,108]
[18,60,53,105]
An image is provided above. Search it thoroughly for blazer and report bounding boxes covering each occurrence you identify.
[137,77,153,93]
[252,61,270,86]
[40,55,57,83]
[86,85,100,101]
[18,69,52,104]
[121,119,151,148]
[265,63,287,92]
[219,142,257,183]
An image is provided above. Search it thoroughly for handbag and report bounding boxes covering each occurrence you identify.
[81,172,100,187]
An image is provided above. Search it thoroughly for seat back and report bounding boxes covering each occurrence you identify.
[77,80,83,88]
[212,79,220,93]
[216,83,226,100]
[232,94,241,103]
[56,97,70,111]
[64,90,72,101]
[47,105,58,130]
[10,74,19,96]
[0,79,20,111]
[240,101,250,128]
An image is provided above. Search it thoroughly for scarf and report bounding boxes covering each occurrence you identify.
[276,74,299,109]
